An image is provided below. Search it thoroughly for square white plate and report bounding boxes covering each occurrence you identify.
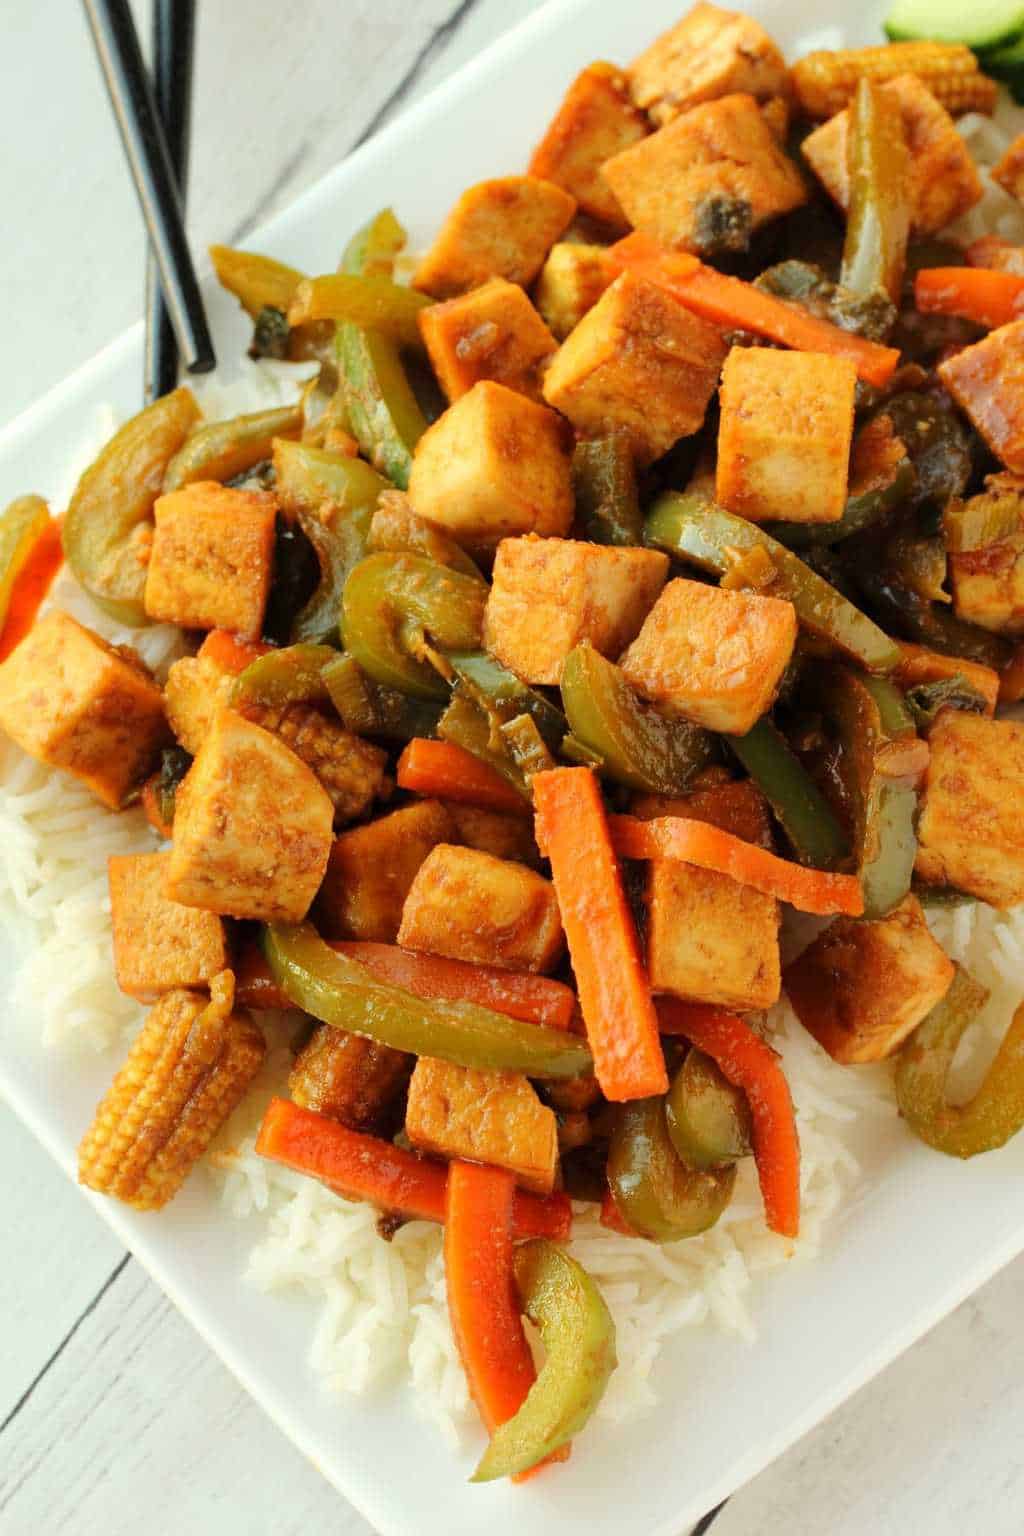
[4,2,1024,1532]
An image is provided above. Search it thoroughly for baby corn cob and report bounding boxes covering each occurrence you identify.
[289,1023,412,1132]
[242,700,390,823]
[793,43,997,120]
[79,972,265,1210]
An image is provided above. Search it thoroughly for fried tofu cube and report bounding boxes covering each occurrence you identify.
[542,272,726,464]
[784,894,955,1064]
[915,710,1024,908]
[620,576,796,735]
[534,243,614,340]
[484,535,669,685]
[108,852,228,1001]
[406,1056,558,1193]
[398,844,564,973]
[629,2,789,126]
[646,859,780,1010]
[716,348,857,524]
[0,610,167,809]
[441,801,542,867]
[939,320,1024,475]
[407,381,573,555]
[601,94,806,257]
[989,132,1024,201]
[316,800,456,942]
[166,708,332,922]
[413,176,576,299]
[164,654,234,754]
[418,277,556,402]
[143,481,277,638]
[802,75,982,234]
[528,61,649,229]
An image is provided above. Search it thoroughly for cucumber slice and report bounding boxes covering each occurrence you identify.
[885,0,1024,51]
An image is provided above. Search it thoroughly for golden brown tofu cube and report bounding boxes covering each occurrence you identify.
[166,708,333,922]
[716,348,857,524]
[407,381,573,556]
[316,800,456,942]
[620,576,797,735]
[0,610,167,809]
[989,132,1024,201]
[413,176,577,299]
[143,481,277,638]
[528,61,649,229]
[646,859,780,1010]
[802,76,982,235]
[441,802,542,866]
[109,852,228,1001]
[601,94,806,257]
[405,1056,558,1193]
[939,320,1024,475]
[289,1024,412,1133]
[418,277,556,402]
[534,243,615,340]
[484,535,668,686]
[542,272,726,464]
[164,654,234,755]
[915,710,1024,908]
[784,894,955,1064]
[398,843,564,973]
[949,522,1024,636]
[629,2,789,126]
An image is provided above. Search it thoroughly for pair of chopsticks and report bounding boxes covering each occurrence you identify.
[82,0,215,401]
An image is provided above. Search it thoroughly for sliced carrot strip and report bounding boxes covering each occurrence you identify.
[608,231,900,387]
[0,518,64,663]
[256,1098,572,1241]
[197,629,273,674]
[608,813,863,917]
[397,737,531,817]
[658,999,800,1239]
[915,267,1024,329]
[533,768,667,1102]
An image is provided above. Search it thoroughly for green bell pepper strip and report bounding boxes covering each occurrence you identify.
[0,496,52,634]
[943,490,1022,553]
[438,687,532,802]
[342,551,486,700]
[263,923,592,1078]
[367,499,482,579]
[63,386,201,625]
[448,650,566,749]
[645,492,901,674]
[289,274,431,347]
[607,1097,736,1243]
[162,404,302,491]
[854,568,1014,670]
[273,439,388,516]
[727,717,849,869]
[471,1240,617,1483]
[767,419,914,549]
[895,967,1024,1158]
[500,713,557,779]
[230,643,337,709]
[322,653,444,741]
[560,644,715,795]
[665,1049,753,1171]
[571,436,644,547]
[340,208,405,279]
[840,78,911,305]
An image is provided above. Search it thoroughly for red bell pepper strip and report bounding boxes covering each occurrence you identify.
[915,267,1024,329]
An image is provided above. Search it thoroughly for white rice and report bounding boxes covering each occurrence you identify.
[5,102,1024,1445]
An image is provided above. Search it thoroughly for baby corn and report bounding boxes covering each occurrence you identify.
[79,972,265,1210]
[242,700,390,823]
[793,43,997,120]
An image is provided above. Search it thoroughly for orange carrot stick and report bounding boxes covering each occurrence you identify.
[235,939,576,1030]
[397,737,531,817]
[608,231,900,387]
[608,813,864,917]
[915,267,1024,329]
[256,1098,572,1241]
[197,629,273,674]
[533,768,667,1102]
[658,999,800,1239]
[0,518,64,663]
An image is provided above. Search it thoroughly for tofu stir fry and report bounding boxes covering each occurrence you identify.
[7,1,1024,1482]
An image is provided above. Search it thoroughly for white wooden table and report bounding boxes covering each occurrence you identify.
[2,3,1024,1531]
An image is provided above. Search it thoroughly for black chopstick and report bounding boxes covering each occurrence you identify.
[144,0,197,402]
[82,0,215,386]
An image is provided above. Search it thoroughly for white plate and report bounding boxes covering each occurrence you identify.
[4,1,1024,1532]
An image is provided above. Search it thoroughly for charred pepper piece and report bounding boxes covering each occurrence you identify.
[727,717,849,870]
[342,552,487,700]
[571,436,643,548]
[322,653,444,742]
[288,1022,412,1132]
[163,404,302,491]
[78,973,265,1210]
[607,1096,736,1243]
[665,1048,753,1171]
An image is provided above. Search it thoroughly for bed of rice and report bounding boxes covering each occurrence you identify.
[3,91,1024,1448]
